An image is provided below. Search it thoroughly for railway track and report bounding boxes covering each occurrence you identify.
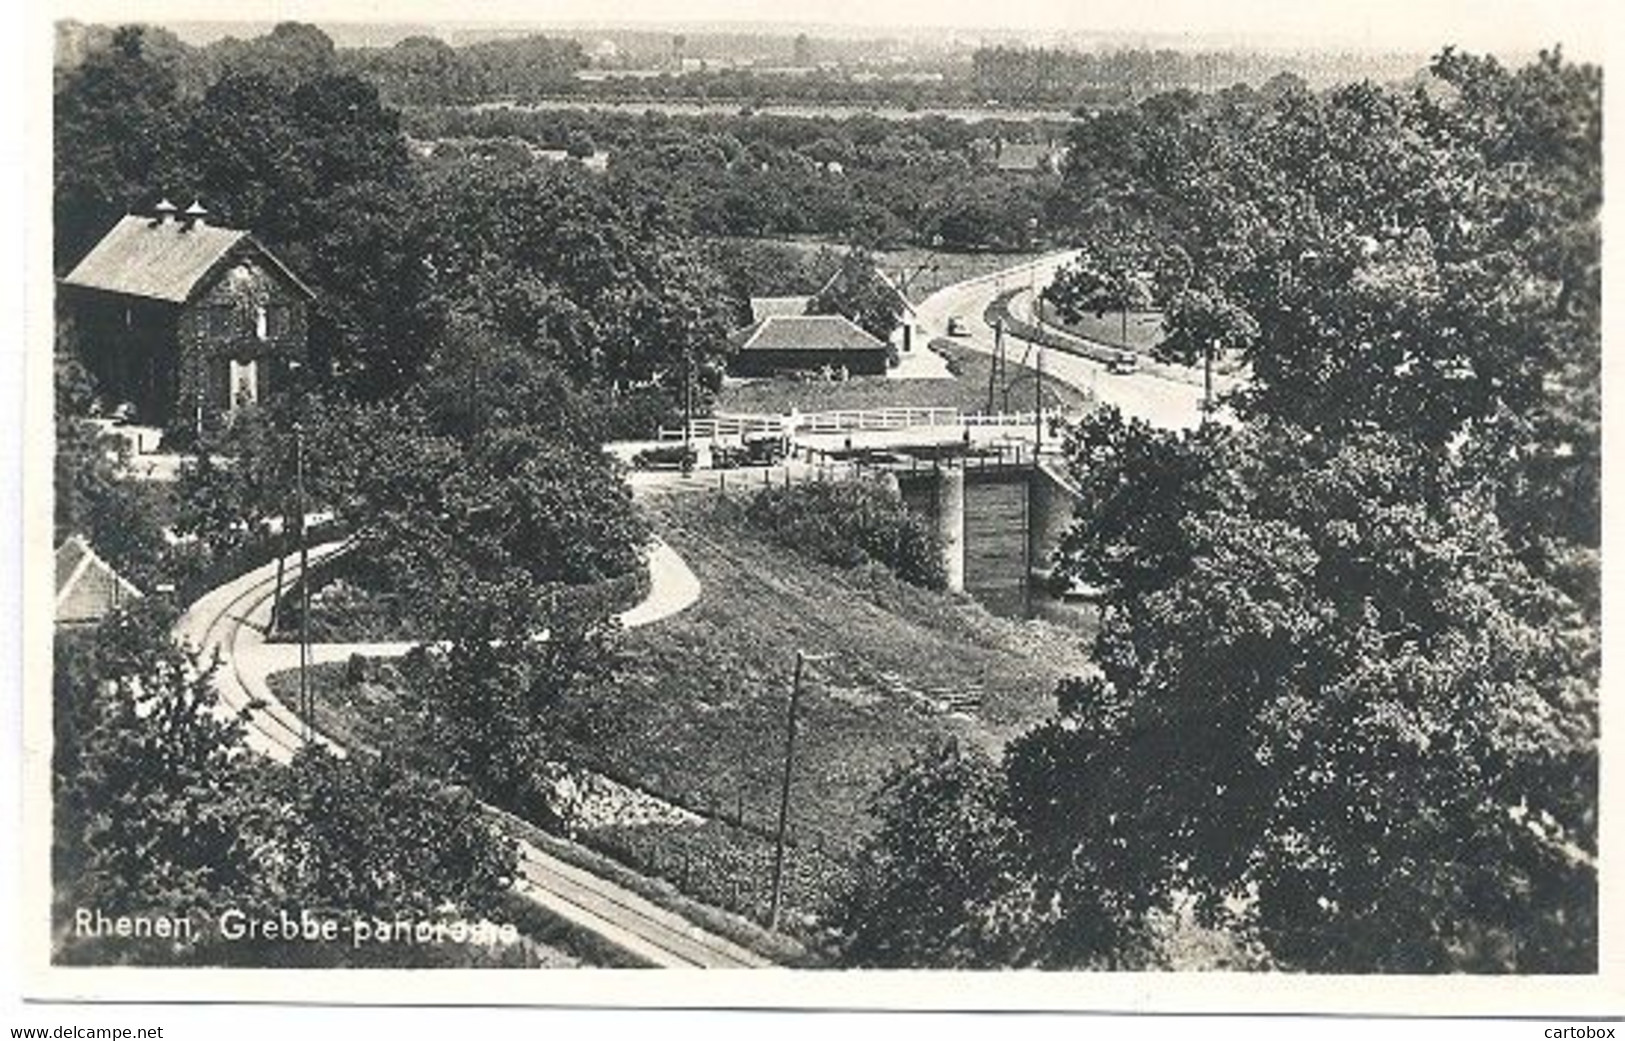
[175,541,775,969]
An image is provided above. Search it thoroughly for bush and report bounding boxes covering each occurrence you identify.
[743,478,946,589]
[581,818,854,939]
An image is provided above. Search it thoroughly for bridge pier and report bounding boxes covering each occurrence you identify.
[932,465,966,593]
[1027,461,1077,581]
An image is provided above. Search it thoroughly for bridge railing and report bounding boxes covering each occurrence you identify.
[799,438,1037,476]
[657,414,788,441]
[659,407,1045,442]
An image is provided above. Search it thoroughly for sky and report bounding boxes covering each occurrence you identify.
[53,0,1608,59]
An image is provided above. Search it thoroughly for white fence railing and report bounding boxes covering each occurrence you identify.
[658,407,1044,442]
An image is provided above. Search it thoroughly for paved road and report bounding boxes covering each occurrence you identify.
[914,252,1213,432]
[173,538,771,969]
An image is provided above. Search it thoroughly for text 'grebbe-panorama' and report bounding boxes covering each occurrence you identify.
[73,907,521,950]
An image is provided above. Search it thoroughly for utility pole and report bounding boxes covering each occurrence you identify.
[1034,342,1044,454]
[295,422,310,743]
[770,649,819,931]
[1203,339,1216,420]
[682,346,694,474]
[986,319,1004,416]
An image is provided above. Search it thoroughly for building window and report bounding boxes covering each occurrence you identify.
[255,305,268,341]
[208,306,236,339]
[266,304,291,339]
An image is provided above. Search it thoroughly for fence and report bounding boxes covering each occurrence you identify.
[798,438,1037,477]
[657,413,788,441]
[659,407,1044,443]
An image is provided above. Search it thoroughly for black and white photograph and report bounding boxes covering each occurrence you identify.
[11,0,1620,1024]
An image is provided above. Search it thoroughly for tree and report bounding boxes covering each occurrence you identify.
[1013,420,1596,971]
[53,25,181,269]
[419,159,736,397]
[402,579,621,813]
[206,22,337,87]
[53,604,267,922]
[838,739,1026,967]
[52,601,528,966]
[1043,243,1158,346]
[268,748,518,919]
[53,316,169,588]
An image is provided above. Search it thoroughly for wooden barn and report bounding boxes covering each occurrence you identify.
[60,200,315,433]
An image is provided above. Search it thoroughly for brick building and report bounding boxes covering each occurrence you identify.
[60,200,315,434]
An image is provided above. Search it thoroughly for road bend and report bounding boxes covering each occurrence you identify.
[173,538,773,968]
[915,252,1215,432]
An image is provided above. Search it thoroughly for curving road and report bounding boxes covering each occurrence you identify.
[167,252,1219,969]
[173,537,771,969]
[914,251,1214,432]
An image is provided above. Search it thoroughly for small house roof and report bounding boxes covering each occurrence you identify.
[732,314,888,355]
[62,214,315,305]
[749,295,812,322]
[812,262,920,313]
[55,534,143,623]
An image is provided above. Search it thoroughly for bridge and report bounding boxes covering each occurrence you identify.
[642,410,1089,620]
[841,444,1080,618]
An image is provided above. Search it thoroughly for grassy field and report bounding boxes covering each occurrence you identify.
[565,490,1093,925]
[268,484,1095,937]
[715,340,1093,416]
[1035,298,1167,352]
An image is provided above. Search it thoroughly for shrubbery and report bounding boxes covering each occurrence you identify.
[743,478,945,589]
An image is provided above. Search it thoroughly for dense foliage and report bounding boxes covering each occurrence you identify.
[744,479,946,590]
[57,20,1427,116]
[55,24,738,418]
[841,49,1600,973]
[404,103,1062,251]
[52,605,520,965]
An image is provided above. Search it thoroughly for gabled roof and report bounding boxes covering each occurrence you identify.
[749,295,812,322]
[55,534,143,623]
[812,262,921,314]
[62,215,315,305]
[732,314,889,355]
[871,267,921,315]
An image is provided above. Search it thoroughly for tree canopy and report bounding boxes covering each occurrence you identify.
[842,49,1599,973]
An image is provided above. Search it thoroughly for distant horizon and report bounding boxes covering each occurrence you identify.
[51,0,1604,63]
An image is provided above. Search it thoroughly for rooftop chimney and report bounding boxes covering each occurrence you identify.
[180,199,207,232]
[150,198,177,227]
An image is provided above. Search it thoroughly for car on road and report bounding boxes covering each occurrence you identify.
[743,432,788,465]
[632,443,698,471]
[1107,349,1140,375]
[946,316,970,337]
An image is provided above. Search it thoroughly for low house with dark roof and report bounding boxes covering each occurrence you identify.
[728,314,890,378]
[60,200,315,433]
[55,535,142,628]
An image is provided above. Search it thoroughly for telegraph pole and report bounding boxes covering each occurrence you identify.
[986,319,1004,416]
[1203,339,1216,420]
[682,346,694,474]
[770,649,819,931]
[1034,342,1044,455]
